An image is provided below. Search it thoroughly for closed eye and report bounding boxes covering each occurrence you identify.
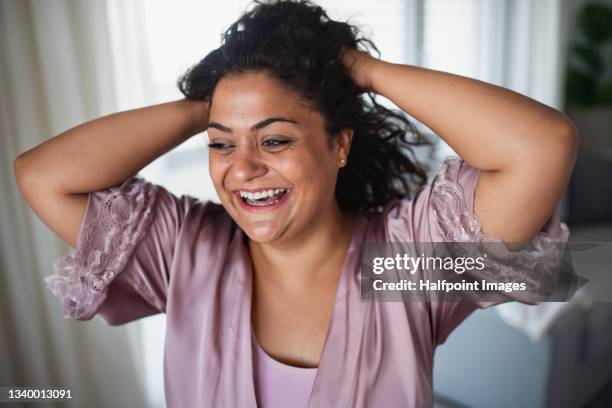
[262,139,290,147]
[208,142,235,150]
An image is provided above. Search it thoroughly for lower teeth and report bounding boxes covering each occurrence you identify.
[245,197,280,207]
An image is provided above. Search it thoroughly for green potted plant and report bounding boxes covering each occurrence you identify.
[565,2,612,156]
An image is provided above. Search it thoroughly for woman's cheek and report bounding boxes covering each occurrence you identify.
[208,160,227,196]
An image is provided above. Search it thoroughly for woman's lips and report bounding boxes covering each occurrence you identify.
[233,189,291,213]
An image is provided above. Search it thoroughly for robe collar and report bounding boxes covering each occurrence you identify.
[221,214,370,407]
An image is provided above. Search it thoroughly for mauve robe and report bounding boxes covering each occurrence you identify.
[46,156,569,407]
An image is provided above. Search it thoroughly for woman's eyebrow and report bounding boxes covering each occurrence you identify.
[207,117,298,133]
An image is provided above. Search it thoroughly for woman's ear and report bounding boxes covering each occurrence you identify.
[336,128,354,166]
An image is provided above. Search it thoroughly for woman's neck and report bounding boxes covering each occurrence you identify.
[248,206,354,294]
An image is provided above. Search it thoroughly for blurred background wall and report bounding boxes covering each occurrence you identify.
[1,0,611,407]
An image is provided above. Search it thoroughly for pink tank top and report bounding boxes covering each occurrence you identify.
[251,330,318,407]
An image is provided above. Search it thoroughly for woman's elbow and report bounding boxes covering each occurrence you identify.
[13,154,29,184]
[553,117,579,170]
[531,117,579,170]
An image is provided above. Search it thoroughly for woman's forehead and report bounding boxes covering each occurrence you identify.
[213,73,299,108]
[210,73,324,130]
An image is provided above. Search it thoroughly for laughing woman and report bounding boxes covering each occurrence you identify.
[13,1,576,407]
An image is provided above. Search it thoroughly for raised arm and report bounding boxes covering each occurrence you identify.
[13,99,209,247]
[342,49,578,244]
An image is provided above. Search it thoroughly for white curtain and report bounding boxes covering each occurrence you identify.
[501,0,565,110]
[0,1,148,406]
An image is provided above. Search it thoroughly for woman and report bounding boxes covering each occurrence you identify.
[13,1,576,407]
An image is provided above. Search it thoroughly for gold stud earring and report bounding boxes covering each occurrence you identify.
[340,158,346,166]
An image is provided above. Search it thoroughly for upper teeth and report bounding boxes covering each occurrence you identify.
[239,188,286,200]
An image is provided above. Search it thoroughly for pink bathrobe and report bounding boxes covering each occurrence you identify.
[46,157,569,407]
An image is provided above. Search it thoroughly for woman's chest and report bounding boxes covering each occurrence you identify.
[165,287,435,407]
[250,283,338,368]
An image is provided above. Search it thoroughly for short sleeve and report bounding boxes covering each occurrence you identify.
[385,156,570,345]
[45,175,199,325]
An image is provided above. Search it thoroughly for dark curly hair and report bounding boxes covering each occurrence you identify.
[178,0,432,213]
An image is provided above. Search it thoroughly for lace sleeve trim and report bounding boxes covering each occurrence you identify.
[431,156,569,247]
[430,157,570,297]
[45,176,158,319]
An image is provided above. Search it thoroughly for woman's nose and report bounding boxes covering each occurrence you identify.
[231,150,267,182]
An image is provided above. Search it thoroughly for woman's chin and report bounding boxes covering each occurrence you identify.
[243,223,285,244]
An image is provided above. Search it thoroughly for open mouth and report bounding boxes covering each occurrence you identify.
[237,188,289,208]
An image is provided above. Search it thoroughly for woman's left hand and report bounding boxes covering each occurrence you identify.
[341,48,381,91]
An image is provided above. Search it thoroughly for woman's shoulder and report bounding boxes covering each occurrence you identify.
[114,175,236,239]
[184,196,230,220]
[360,156,481,242]
[173,193,236,237]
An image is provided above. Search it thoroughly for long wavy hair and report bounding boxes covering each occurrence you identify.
[178,0,433,213]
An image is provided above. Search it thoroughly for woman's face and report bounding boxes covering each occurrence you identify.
[207,71,351,244]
